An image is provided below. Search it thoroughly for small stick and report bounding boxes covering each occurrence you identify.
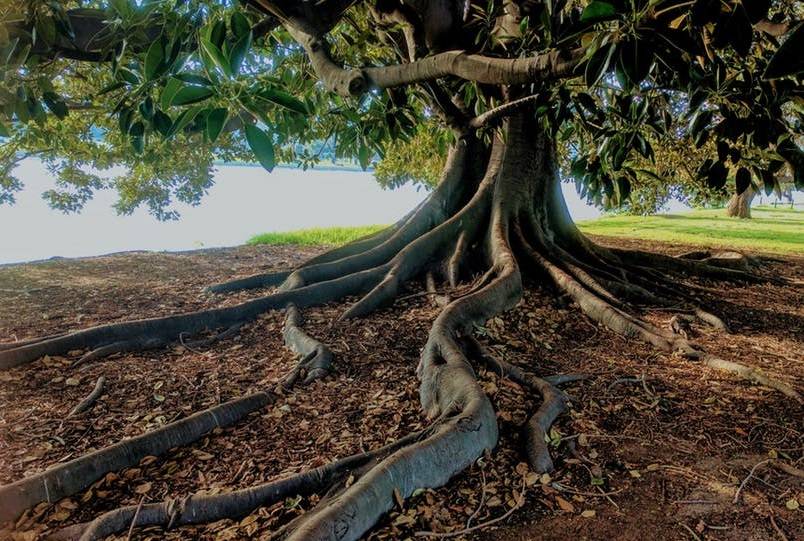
[465,464,487,528]
[67,376,106,417]
[126,496,145,541]
[733,459,771,504]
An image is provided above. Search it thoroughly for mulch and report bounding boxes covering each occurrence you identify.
[0,238,801,541]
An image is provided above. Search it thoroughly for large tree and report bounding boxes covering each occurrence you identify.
[0,1,802,539]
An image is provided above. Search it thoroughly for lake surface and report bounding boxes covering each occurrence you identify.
[1,159,608,264]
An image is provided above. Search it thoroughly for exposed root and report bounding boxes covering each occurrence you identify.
[182,324,243,350]
[0,333,68,351]
[0,264,389,370]
[465,337,584,473]
[0,392,273,522]
[62,428,433,541]
[608,247,772,283]
[206,270,292,294]
[66,376,106,418]
[341,140,502,320]
[282,184,519,539]
[697,355,801,402]
[279,141,480,293]
[72,338,163,369]
[447,231,468,288]
[279,304,333,389]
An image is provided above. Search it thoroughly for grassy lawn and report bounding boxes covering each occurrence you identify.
[577,206,803,255]
[247,225,386,246]
[248,207,802,255]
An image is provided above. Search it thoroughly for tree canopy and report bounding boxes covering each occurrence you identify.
[0,0,801,217]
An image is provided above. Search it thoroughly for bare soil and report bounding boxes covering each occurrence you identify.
[0,238,801,541]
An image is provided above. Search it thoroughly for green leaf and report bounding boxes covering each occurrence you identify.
[244,124,275,172]
[119,107,134,134]
[205,107,228,143]
[256,87,309,115]
[129,121,145,153]
[763,22,804,80]
[706,161,728,190]
[200,37,232,77]
[0,119,9,137]
[584,43,615,88]
[230,12,251,40]
[42,91,68,119]
[358,143,371,170]
[174,73,213,86]
[152,110,172,136]
[97,81,127,96]
[617,40,654,87]
[171,85,214,106]
[144,40,165,81]
[229,31,252,76]
[735,167,751,194]
[580,2,617,23]
[160,77,183,110]
[169,105,203,136]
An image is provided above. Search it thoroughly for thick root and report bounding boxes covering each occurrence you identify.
[280,304,333,388]
[0,392,272,522]
[206,270,292,294]
[0,265,389,370]
[466,337,584,473]
[697,355,801,402]
[65,428,432,541]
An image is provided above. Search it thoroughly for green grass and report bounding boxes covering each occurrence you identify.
[577,206,803,255]
[247,225,387,247]
[247,206,802,255]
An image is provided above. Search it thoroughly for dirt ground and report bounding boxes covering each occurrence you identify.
[0,237,801,541]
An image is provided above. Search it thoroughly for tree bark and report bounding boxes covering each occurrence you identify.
[726,186,755,218]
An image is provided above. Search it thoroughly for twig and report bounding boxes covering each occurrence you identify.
[679,522,702,541]
[126,496,145,541]
[415,481,526,538]
[465,464,487,528]
[769,513,789,541]
[733,459,771,504]
[551,482,623,498]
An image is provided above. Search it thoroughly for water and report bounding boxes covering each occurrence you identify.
[1,158,608,264]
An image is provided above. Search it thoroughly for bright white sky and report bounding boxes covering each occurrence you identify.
[0,158,631,264]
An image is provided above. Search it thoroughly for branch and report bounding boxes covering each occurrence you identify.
[289,21,582,97]
[469,94,542,129]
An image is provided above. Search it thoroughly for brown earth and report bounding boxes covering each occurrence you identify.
[0,237,801,541]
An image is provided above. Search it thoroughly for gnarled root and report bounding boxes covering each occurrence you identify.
[63,428,433,541]
[465,337,586,472]
[0,264,390,370]
[279,304,333,389]
[0,392,273,522]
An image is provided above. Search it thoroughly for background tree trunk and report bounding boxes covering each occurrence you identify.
[726,186,755,218]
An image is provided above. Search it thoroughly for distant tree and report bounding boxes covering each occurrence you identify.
[0,2,802,539]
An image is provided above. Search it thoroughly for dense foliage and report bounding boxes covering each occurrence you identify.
[0,0,801,218]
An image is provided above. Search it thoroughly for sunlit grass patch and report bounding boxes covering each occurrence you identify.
[247,225,387,247]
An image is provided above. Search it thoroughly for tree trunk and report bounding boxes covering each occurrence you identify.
[726,186,755,218]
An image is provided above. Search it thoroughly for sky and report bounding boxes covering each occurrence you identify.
[2,158,624,264]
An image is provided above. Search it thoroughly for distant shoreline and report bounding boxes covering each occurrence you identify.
[213,161,372,173]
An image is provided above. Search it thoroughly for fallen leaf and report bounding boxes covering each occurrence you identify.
[581,509,596,518]
[555,496,575,513]
[134,482,152,494]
